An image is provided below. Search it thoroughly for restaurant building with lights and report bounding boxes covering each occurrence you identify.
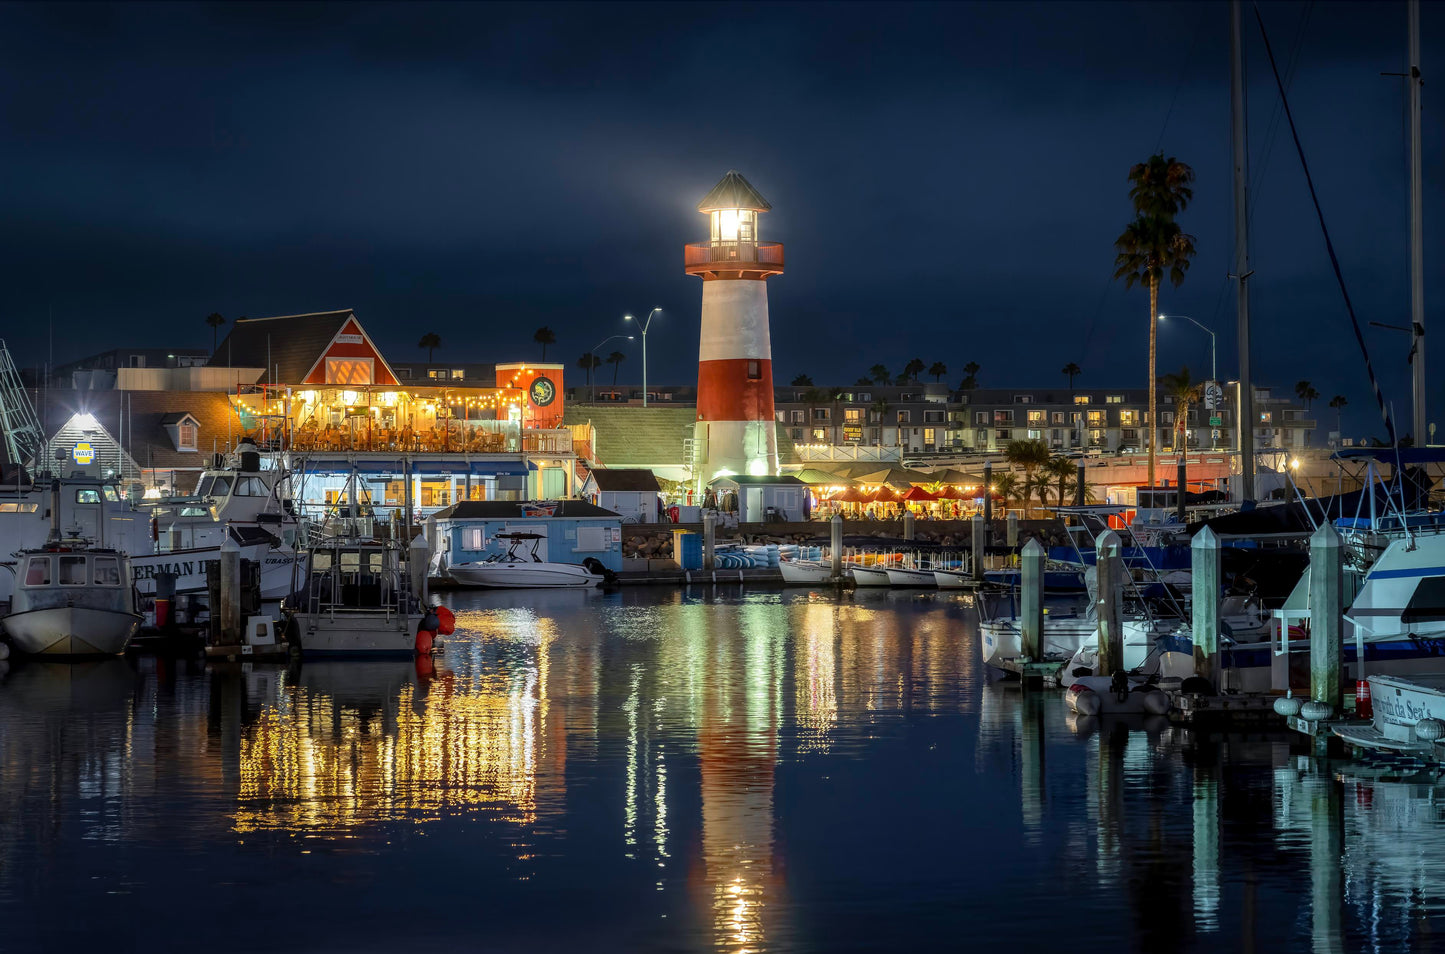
[28,309,585,514]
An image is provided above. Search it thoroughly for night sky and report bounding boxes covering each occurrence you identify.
[1,1,1439,440]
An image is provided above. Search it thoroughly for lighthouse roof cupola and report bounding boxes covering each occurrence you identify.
[696,170,772,213]
[686,171,784,280]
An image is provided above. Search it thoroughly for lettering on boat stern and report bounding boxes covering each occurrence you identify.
[131,561,198,581]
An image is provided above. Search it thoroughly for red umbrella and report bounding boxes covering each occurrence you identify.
[871,485,900,502]
[834,486,871,503]
[901,486,938,501]
[936,486,967,500]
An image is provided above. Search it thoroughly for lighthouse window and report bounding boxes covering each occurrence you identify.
[747,360,761,380]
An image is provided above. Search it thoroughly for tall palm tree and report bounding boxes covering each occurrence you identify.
[1328,394,1348,434]
[205,312,226,354]
[534,326,556,361]
[1295,380,1320,410]
[1047,455,1077,508]
[1061,362,1081,388]
[1005,438,1052,515]
[1024,472,1054,516]
[928,361,948,382]
[960,360,981,389]
[869,364,891,386]
[578,352,602,387]
[606,350,626,385]
[1114,153,1197,490]
[903,358,926,382]
[418,332,441,361]
[1159,366,1203,448]
[992,473,1020,510]
[854,376,874,387]
[791,374,814,386]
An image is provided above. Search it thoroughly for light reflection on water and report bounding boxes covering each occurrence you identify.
[1,586,1445,951]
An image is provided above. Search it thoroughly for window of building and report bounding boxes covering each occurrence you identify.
[428,369,447,380]
[397,368,413,379]
[1122,428,1139,442]
[1260,412,1272,423]
[858,392,872,402]
[1027,429,1042,439]
[811,428,828,441]
[1014,395,1034,403]
[996,429,1012,441]
[923,410,945,423]
[897,410,911,424]
[462,528,485,550]
[790,410,805,423]
[975,411,989,425]
[1074,395,1091,405]
[1052,411,1066,424]
[845,408,863,423]
[923,428,936,446]
[1027,410,1045,424]
[1161,411,1175,424]
[1087,410,1105,426]
[452,369,466,380]
[791,428,804,440]
[900,393,915,401]
[1106,395,1124,404]
[177,422,197,450]
[993,410,1014,425]
[812,408,830,421]
[1118,410,1139,426]
[774,411,786,423]
[747,360,761,380]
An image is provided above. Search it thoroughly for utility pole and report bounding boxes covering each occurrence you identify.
[1231,0,1256,498]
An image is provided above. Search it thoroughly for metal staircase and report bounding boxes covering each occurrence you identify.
[0,339,43,470]
[682,434,705,479]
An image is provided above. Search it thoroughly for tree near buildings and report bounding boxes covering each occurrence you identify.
[869,364,891,386]
[929,361,948,382]
[854,376,874,387]
[205,312,226,353]
[1159,366,1203,448]
[791,374,814,386]
[577,352,602,387]
[606,351,626,385]
[960,361,981,389]
[1005,438,1052,515]
[1295,380,1320,410]
[1328,394,1348,433]
[533,326,556,361]
[1113,153,1197,490]
[1061,362,1081,388]
[903,358,926,382]
[418,332,441,361]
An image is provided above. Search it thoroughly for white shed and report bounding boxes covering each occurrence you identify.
[709,475,808,523]
[581,468,662,524]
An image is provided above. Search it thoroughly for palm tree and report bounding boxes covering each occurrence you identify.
[992,473,1020,510]
[1047,455,1076,508]
[534,326,556,361]
[1114,153,1197,490]
[1295,380,1320,410]
[869,364,891,386]
[903,358,926,382]
[928,361,948,382]
[1024,472,1054,516]
[1061,362,1081,388]
[205,312,226,354]
[606,350,626,385]
[960,360,981,389]
[578,352,602,387]
[1005,438,1052,515]
[1328,394,1348,434]
[791,374,814,386]
[418,332,441,361]
[854,376,873,387]
[1159,366,1203,449]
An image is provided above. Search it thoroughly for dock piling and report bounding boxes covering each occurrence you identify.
[903,508,915,541]
[1095,529,1124,675]
[1191,526,1221,688]
[830,513,843,582]
[1308,522,1344,713]
[971,514,985,583]
[410,531,429,606]
[703,512,716,571]
[218,533,241,644]
[983,462,993,525]
[1006,511,1019,549]
[1020,538,1044,662]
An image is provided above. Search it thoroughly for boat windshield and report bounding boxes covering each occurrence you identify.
[59,556,87,585]
[93,556,121,585]
[24,556,50,586]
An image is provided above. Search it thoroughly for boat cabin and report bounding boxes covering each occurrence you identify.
[298,541,413,619]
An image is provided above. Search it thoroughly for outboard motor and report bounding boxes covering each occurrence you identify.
[582,557,619,585]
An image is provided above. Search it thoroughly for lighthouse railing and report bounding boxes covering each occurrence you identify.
[684,241,784,269]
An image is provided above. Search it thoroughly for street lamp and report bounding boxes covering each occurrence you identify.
[1157,314,1216,383]
[586,335,634,395]
[623,307,662,406]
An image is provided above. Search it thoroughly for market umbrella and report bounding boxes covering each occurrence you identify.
[793,467,845,485]
[900,486,938,501]
[935,485,968,500]
[833,486,872,503]
[871,485,901,503]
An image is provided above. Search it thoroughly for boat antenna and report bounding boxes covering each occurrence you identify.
[1252,2,1398,447]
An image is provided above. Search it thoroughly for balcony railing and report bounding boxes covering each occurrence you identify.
[684,241,784,274]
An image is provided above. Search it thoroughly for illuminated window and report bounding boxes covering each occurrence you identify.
[924,428,936,445]
[811,428,828,441]
[897,410,911,424]
[1074,395,1091,404]
[844,408,863,423]
[1106,395,1125,404]
[325,358,375,385]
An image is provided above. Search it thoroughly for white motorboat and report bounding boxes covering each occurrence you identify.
[780,560,836,584]
[933,568,972,589]
[1333,673,1445,757]
[449,532,604,589]
[848,563,892,587]
[980,613,1100,669]
[2,543,141,656]
[885,567,937,587]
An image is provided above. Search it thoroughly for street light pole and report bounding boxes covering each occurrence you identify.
[624,308,662,407]
[1158,314,1216,383]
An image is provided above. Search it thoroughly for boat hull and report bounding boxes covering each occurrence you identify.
[885,568,937,587]
[291,612,425,658]
[933,569,972,589]
[780,561,835,584]
[981,616,1099,669]
[449,562,602,588]
[2,605,141,656]
[849,566,892,587]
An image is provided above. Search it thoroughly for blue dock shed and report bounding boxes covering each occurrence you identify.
[430,500,624,576]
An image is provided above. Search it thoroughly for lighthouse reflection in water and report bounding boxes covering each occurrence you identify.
[5,588,1445,952]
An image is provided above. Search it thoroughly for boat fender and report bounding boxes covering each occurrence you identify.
[1414,718,1445,742]
[1140,689,1171,716]
[1273,696,1303,717]
[420,610,441,633]
[415,629,435,656]
[435,606,455,636]
[1299,700,1333,722]
[1068,684,1101,716]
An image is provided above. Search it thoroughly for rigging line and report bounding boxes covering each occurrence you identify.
[1249,0,1314,211]
[1154,3,1209,153]
[1251,1,1398,445]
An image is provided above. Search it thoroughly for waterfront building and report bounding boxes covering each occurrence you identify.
[580,468,663,523]
[687,171,784,491]
[429,500,624,575]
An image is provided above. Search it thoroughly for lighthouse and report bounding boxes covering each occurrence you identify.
[686,171,784,492]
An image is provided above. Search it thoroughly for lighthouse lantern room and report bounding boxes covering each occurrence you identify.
[686,171,784,492]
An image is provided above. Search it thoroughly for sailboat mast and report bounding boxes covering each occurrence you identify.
[1231,0,1255,498]
[1409,0,1426,442]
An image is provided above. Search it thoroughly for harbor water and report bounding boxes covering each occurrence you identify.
[2,587,1444,952]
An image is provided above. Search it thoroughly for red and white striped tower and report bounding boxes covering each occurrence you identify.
[686,171,784,492]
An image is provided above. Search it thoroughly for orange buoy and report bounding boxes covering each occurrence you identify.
[435,606,456,636]
[414,629,435,656]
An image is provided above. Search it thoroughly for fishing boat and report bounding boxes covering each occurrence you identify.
[449,532,604,588]
[287,536,425,657]
[2,541,141,656]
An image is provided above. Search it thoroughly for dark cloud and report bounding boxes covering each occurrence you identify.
[0,1,1439,438]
